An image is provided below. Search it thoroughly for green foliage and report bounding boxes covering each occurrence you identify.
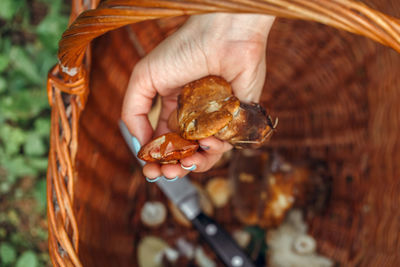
[16,251,39,267]
[0,0,68,182]
[0,243,17,265]
[0,0,25,21]
[0,0,70,266]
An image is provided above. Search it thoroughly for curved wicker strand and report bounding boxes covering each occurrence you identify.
[58,0,400,75]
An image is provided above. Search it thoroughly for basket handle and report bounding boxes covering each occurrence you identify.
[58,0,400,77]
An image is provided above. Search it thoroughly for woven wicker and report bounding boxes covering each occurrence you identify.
[47,0,400,266]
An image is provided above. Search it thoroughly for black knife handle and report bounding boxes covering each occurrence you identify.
[191,212,256,267]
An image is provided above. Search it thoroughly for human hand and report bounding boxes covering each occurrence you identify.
[122,13,275,181]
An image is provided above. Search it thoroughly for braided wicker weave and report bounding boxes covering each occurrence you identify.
[47,0,400,266]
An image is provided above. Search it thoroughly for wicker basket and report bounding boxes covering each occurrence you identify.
[46,0,400,266]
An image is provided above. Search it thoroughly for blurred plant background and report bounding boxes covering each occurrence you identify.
[0,0,69,266]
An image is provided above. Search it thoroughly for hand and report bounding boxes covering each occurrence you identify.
[122,13,275,180]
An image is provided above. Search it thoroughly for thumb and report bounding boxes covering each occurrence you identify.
[121,60,156,145]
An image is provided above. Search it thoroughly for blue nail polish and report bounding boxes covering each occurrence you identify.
[146,176,161,183]
[181,164,197,171]
[131,136,141,155]
[166,176,179,182]
[200,145,210,151]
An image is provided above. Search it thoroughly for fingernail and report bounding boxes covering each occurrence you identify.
[165,176,179,182]
[200,145,210,151]
[181,163,197,171]
[146,176,161,183]
[131,136,141,155]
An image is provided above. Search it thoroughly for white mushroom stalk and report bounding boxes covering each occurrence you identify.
[140,201,167,228]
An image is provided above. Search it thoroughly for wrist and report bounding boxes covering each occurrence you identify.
[185,13,275,43]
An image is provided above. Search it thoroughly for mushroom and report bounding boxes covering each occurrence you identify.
[177,76,276,148]
[214,102,276,148]
[176,238,195,259]
[137,236,178,267]
[169,183,213,227]
[293,234,317,255]
[138,132,198,164]
[194,247,217,267]
[266,210,333,267]
[260,165,310,228]
[205,177,232,208]
[230,150,312,228]
[178,76,240,140]
[233,229,252,248]
[140,201,167,228]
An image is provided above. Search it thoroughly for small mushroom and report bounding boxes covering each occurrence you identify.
[260,165,310,228]
[194,247,217,267]
[233,229,251,248]
[169,183,214,227]
[138,132,198,164]
[176,238,195,259]
[137,236,171,267]
[140,201,167,228]
[163,247,179,262]
[260,172,296,228]
[293,234,317,255]
[266,210,333,267]
[205,177,232,208]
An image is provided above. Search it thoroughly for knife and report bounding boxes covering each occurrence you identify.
[119,121,256,267]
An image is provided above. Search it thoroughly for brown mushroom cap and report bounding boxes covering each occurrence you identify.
[177,76,275,148]
[178,76,240,140]
[138,132,199,164]
[215,102,275,148]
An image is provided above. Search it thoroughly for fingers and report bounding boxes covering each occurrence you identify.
[142,137,232,181]
[143,163,190,181]
[181,137,232,172]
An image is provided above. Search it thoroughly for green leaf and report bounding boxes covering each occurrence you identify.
[9,47,42,85]
[28,156,48,170]
[0,89,49,122]
[3,156,38,178]
[16,251,38,267]
[0,243,17,265]
[33,118,50,138]
[36,13,68,52]
[0,76,6,93]
[0,125,26,156]
[0,0,24,21]
[34,178,47,211]
[24,133,46,156]
[0,54,10,73]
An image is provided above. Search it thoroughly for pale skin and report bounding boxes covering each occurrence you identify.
[122,13,275,180]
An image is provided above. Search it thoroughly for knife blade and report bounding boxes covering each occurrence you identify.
[119,121,256,267]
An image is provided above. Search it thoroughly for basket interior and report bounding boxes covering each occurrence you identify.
[72,7,400,267]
